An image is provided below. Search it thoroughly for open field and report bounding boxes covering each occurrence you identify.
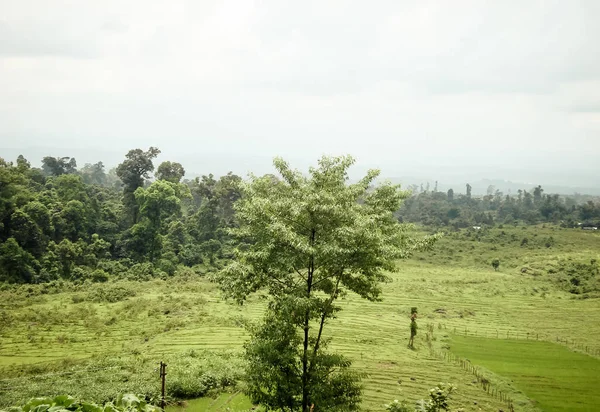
[450,336,600,412]
[1,225,599,411]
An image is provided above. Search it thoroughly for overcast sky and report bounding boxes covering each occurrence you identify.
[1,0,599,186]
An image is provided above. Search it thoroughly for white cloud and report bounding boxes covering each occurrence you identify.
[0,0,599,185]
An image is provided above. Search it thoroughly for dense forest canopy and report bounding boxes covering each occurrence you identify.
[0,149,241,284]
[1,149,599,284]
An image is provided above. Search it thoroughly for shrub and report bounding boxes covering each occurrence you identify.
[156,258,176,276]
[179,244,204,266]
[386,383,460,412]
[553,259,600,295]
[86,283,137,303]
[385,399,412,412]
[167,350,244,398]
[4,394,160,412]
[97,260,128,276]
[126,263,155,281]
[91,269,110,283]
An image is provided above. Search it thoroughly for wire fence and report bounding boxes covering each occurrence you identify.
[429,322,600,357]
[418,321,600,412]
[429,348,515,412]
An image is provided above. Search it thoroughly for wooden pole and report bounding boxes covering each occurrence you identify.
[160,361,167,410]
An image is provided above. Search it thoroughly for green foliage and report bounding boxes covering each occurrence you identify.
[0,151,237,284]
[1,223,599,411]
[156,162,185,184]
[219,155,438,411]
[129,180,189,262]
[415,384,456,412]
[116,147,161,225]
[399,184,600,228]
[1,393,159,412]
[385,399,412,412]
[84,282,137,303]
[244,303,363,411]
[168,350,244,399]
[386,384,458,412]
[41,156,77,177]
[552,258,599,295]
[0,238,40,283]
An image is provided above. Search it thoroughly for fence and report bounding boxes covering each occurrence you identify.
[419,321,600,412]
[428,322,600,357]
[430,348,515,412]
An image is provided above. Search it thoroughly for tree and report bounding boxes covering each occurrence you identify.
[130,180,189,261]
[0,238,39,283]
[219,155,438,411]
[41,156,77,176]
[156,161,185,183]
[215,172,242,226]
[533,185,544,205]
[16,155,31,171]
[466,183,472,199]
[491,258,500,271]
[116,147,161,225]
[80,162,107,185]
[447,189,454,202]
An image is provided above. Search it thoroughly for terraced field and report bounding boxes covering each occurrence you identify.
[1,226,599,411]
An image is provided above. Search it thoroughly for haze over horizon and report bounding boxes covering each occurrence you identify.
[1,1,599,188]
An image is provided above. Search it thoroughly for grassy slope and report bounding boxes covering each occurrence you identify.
[1,226,599,411]
[450,336,600,412]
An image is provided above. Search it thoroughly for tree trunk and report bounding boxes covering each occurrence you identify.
[309,275,341,376]
[302,229,316,412]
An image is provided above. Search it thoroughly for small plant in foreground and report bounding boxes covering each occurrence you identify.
[386,383,461,412]
[1,394,159,412]
[385,399,411,412]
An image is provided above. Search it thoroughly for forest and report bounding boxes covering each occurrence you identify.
[0,148,241,284]
[1,148,599,285]
[0,147,600,283]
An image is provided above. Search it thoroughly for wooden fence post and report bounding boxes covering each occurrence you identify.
[160,361,167,410]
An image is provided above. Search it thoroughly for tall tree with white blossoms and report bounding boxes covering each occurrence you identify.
[219,155,438,412]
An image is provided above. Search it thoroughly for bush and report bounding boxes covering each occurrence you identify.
[91,269,110,282]
[179,244,204,266]
[126,263,155,281]
[553,259,600,295]
[156,258,176,276]
[385,399,412,412]
[5,393,160,412]
[97,260,129,276]
[86,283,137,303]
[168,350,244,398]
[386,383,460,412]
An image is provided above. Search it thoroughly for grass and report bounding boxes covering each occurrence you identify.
[167,393,254,412]
[450,336,600,412]
[1,225,599,411]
